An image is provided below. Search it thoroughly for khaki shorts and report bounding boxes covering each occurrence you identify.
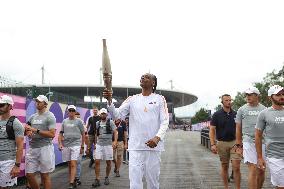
[113,141,124,159]
[88,135,96,145]
[216,140,242,164]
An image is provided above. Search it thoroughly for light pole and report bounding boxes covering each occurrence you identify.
[45,92,53,101]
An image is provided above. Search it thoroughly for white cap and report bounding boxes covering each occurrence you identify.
[99,108,108,114]
[268,85,284,96]
[67,105,76,111]
[244,86,260,95]
[35,95,48,104]
[0,95,14,105]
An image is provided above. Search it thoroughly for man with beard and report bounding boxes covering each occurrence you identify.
[0,95,24,188]
[103,73,169,189]
[255,85,284,188]
[209,94,242,189]
[25,95,56,189]
[235,87,266,189]
[92,108,117,187]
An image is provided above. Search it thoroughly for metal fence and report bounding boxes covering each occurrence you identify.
[200,128,211,149]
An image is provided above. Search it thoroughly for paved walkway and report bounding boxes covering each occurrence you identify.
[16,130,274,189]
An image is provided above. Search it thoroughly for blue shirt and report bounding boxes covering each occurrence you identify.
[117,122,127,142]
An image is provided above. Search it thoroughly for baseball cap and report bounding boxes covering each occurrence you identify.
[35,95,48,104]
[0,95,14,105]
[99,108,108,114]
[268,85,284,96]
[244,86,260,95]
[67,105,76,111]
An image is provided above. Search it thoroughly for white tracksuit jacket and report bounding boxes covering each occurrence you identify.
[107,93,169,151]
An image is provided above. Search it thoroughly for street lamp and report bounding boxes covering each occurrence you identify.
[45,92,53,101]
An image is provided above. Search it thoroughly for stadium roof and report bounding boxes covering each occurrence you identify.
[29,84,198,108]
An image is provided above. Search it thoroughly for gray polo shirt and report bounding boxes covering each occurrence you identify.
[0,118,24,161]
[96,119,116,146]
[256,107,284,159]
[28,111,56,148]
[235,103,266,143]
[60,118,84,147]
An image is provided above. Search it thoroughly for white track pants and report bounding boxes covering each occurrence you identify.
[129,150,161,189]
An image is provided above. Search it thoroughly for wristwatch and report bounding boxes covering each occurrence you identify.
[37,129,40,134]
[15,162,20,167]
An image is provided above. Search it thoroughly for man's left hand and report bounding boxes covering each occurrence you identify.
[146,136,160,148]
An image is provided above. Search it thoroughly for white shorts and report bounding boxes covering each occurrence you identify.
[94,144,113,160]
[243,142,266,165]
[129,151,161,189]
[62,146,81,162]
[0,160,17,187]
[26,145,55,173]
[267,157,284,187]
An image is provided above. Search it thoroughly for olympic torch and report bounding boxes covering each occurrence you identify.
[102,39,112,92]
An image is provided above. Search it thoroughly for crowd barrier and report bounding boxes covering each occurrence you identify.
[191,121,210,131]
[200,128,210,149]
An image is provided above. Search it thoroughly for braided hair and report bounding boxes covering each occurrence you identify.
[150,74,157,93]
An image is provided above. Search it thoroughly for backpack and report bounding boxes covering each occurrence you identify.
[6,116,16,140]
[97,119,112,136]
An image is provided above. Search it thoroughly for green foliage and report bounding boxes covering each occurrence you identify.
[191,108,210,124]
[232,64,284,110]
[232,92,246,111]
[214,104,222,112]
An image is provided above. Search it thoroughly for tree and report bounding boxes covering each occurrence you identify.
[232,92,246,111]
[232,64,284,110]
[214,104,222,112]
[191,108,211,124]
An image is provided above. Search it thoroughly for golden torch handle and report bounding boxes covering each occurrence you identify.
[102,39,112,91]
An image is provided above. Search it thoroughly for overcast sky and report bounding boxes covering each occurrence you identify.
[1,0,284,117]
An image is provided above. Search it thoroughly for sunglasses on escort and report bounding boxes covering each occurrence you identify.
[68,109,76,112]
[0,103,8,108]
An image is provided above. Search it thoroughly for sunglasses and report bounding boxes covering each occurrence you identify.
[0,103,7,108]
[68,109,76,112]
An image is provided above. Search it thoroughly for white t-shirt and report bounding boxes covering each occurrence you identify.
[108,93,169,151]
